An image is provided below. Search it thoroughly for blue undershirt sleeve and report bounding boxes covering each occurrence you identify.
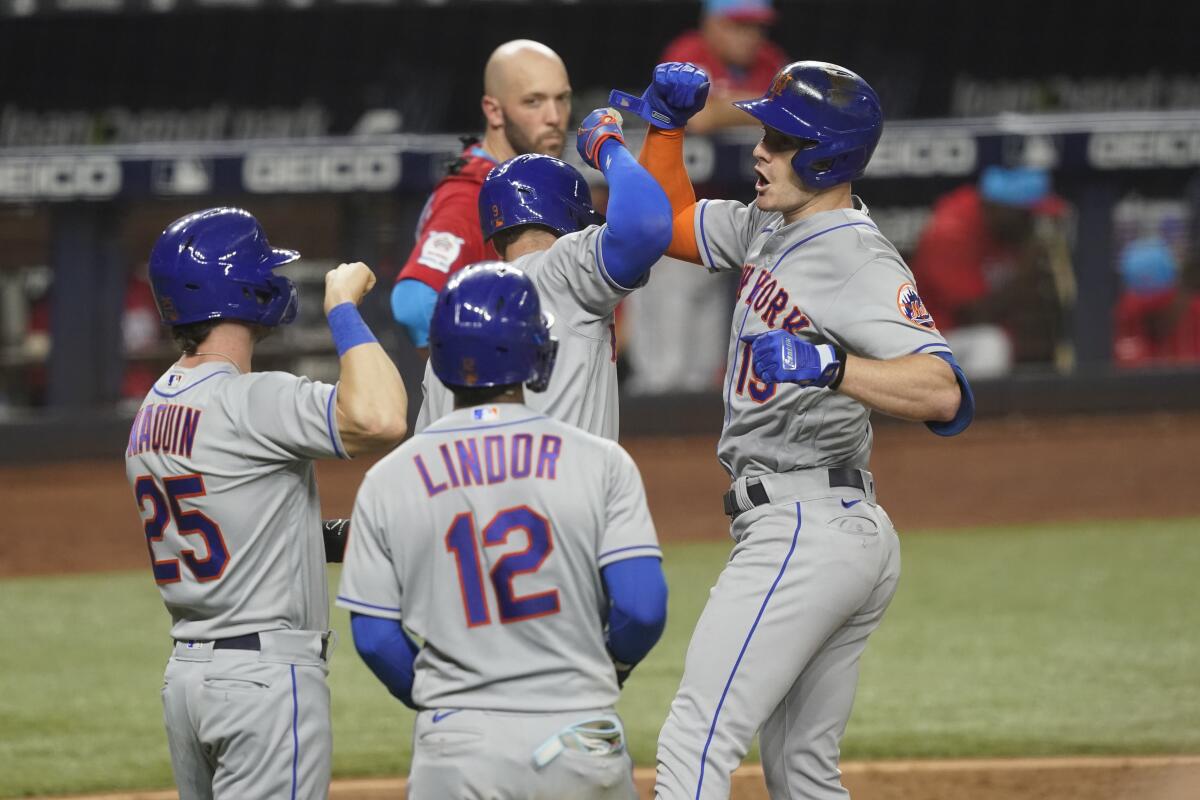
[925,351,975,437]
[390,279,438,348]
[350,612,420,709]
[597,139,673,291]
[601,555,668,666]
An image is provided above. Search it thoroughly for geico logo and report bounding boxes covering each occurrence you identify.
[0,156,121,199]
[243,149,401,193]
[866,134,976,177]
[1088,131,1200,169]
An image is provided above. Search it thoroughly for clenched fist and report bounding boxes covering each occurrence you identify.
[324,262,377,315]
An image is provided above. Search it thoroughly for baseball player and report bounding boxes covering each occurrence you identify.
[337,263,668,799]
[415,106,672,440]
[391,39,573,350]
[125,207,408,800]
[616,62,976,798]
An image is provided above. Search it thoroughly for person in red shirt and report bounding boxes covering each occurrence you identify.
[911,166,1071,377]
[1113,237,1200,366]
[391,40,572,349]
[659,0,789,133]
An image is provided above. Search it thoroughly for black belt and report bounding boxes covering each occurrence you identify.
[723,468,867,520]
[176,632,329,660]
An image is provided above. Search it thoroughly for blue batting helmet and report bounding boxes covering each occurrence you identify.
[734,61,883,188]
[148,207,299,327]
[479,154,601,243]
[429,262,558,393]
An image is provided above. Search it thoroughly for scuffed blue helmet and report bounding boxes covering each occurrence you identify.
[429,262,558,393]
[148,207,299,327]
[735,61,883,188]
[479,154,601,243]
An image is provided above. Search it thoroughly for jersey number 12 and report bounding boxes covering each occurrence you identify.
[445,505,560,627]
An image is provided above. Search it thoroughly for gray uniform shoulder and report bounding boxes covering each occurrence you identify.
[217,370,345,462]
[513,225,628,320]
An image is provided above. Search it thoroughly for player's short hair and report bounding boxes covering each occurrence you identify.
[170,320,218,354]
[490,223,558,260]
[448,383,522,407]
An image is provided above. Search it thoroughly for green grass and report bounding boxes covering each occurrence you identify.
[1,518,1198,796]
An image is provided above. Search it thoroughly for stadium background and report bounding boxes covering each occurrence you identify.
[1,0,1198,798]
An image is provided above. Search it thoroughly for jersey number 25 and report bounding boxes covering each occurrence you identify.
[134,474,230,584]
[445,505,560,627]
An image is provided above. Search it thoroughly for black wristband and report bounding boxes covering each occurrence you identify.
[828,345,848,390]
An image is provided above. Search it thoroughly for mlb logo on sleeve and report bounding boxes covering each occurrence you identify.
[418,231,466,273]
[472,406,501,421]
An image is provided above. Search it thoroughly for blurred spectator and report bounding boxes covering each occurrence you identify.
[389,40,571,351]
[24,263,165,407]
[121,263,164,402]
[911,166,1073,378]
[1113,238,1200,367]
[660,0,789,133]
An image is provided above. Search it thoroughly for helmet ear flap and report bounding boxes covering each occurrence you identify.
[526,336,559,393]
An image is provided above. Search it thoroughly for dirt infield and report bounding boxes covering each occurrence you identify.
[4,412,1199,577]
[33,757,1200,800]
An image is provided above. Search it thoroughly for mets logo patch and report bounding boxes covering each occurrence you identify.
[896,283,936,329]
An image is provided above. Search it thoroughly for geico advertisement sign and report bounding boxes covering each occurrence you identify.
[1088,130,1200,169]
[867,132,977,177]
[243,148,401,193]
[0,156,121,199]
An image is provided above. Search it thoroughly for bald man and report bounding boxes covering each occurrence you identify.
[392,40,573,350]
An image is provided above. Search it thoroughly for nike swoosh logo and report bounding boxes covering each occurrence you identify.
[840,499,862,509]
[432,709,462,723]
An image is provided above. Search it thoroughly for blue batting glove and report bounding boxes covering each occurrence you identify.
[741,331,843,388]
[576,107,625,171]
[609,62,711,130]
[390,279,438,348]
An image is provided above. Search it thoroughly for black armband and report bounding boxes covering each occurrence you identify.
[322,518,351,563]
[828,345,848,391]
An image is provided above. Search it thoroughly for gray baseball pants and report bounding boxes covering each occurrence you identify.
[407,707,637,799]
[161,629,333,800]
[656,469,901,799]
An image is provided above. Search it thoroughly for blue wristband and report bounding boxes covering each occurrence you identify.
[328,302,378,357]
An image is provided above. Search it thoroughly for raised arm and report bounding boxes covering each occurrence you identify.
[576,109,672,288]
[324,262,409,455]
[616,62,712,264]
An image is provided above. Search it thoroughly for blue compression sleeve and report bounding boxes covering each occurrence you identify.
[925,351,975,437]
[601,556,668,666]
[350,612,420,708]
[390,279,438,348]
[597,139,673,290]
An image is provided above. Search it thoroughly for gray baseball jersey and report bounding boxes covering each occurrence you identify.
[694,196,954,478]
[416,224,631,440]
[126,361,346,800]
[656,197,956,800]
[126,361,346,640]
[337,402,661,712]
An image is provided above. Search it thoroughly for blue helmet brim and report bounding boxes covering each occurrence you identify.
[733,97,823,141]
[264,247,301,269]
